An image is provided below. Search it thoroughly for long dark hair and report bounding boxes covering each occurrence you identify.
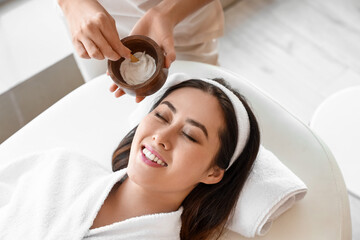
[112,79,260,240]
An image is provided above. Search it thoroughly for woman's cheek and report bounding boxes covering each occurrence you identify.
[137,117,153,134]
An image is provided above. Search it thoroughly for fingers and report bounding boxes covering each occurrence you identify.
[109,82,145,102]
[114,88,125,98]
[78,27,123,60]
[80,37,105,60]
[109,83,118,92]
[135,96,145,103]
[109,83,125,98]
[72,12,130,60]
[74,41,90,59]
[162,38,176,68]
[164,51,176,69]
[101,26,131,59]
[91,29,120,61]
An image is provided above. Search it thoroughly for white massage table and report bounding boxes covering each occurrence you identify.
[0,61,351,239]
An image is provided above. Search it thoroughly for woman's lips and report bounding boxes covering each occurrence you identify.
[141,145,168,167]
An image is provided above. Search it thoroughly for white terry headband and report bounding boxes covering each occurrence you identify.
[128,73,251,170]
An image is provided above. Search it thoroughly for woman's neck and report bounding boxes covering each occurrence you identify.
[90,176,186,229]
[113,177,184,221]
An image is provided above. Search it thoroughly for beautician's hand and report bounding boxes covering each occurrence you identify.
[58,0,131,60]
[129,0,213,68]
[109,84,146,103]
[107,8,175,103]
[130,8,176,69]
[107,5,176,103]
[107,72,145,103]
[107,0,213,102]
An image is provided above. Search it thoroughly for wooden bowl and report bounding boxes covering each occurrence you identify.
[108,35,168,96]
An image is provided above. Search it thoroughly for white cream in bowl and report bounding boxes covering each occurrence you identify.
[120,51,156,85]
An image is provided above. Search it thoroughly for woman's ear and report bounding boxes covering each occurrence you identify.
[201,166,225,185]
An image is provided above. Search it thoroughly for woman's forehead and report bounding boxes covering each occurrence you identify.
[161,88,225,130]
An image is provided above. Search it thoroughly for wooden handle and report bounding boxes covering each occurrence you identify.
[130,54,139,62]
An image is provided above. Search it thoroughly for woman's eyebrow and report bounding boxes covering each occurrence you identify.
[186,119,208,139]
[161,100,208,139]
[161,101,177,113]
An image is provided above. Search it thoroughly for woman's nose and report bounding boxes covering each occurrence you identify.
[152,130,172,150]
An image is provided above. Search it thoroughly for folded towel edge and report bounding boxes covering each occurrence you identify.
[253,186,308,237]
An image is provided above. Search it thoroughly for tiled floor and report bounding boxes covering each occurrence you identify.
[218,0,360,238]
[0,0,358,238]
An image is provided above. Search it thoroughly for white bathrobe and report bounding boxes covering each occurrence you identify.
[0,148,182,240]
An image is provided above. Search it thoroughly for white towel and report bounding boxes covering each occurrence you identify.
[227,146,307,237]
[127,73,308,238]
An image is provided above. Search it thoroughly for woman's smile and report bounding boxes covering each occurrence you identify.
[141,145,168,167]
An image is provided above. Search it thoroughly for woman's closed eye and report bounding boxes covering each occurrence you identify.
[155,112,168,123]
[182,131,198,143]
[155,111,199,143]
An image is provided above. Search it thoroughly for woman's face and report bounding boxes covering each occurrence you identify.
[127,87,225,196]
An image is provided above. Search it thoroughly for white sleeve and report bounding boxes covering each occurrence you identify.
[0,151,44,208]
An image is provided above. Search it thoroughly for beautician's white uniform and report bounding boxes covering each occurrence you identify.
[57,0,224,81]
[0,149,183,240]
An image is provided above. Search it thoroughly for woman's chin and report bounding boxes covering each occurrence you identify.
[127,156,159,183]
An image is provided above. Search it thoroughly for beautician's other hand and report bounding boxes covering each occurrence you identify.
[109,84,145,103]
[58,0,131,60]
[130,7,176,69]
[107,72,145,103]
[130,0,213,68]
